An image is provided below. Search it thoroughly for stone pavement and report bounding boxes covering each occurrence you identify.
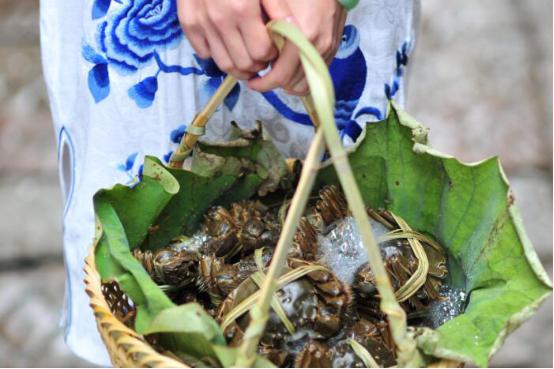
[0,0,551,367]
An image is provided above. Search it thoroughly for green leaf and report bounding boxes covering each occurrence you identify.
[196,124,290,196]
[94,196,235,364]
[216,173,264,207]
[319,101,552,366]
[143,304,274,367]
[100,157,179,249]
[144,303,225,343]
[144,303,225,360]
[211,345,276,368]
[93,195,175,332]
[92,102,550,366]
[191,146,256,178]
[143,157,239,250]
[92,156,272,365]
[142,125,291,250]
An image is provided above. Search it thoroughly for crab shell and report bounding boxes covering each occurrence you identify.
[215,260,353,359]
[202,202,281,260]
[133,248,198,286]
[353,238,447,313]
[294,319,396,368]
[197,248,273,305]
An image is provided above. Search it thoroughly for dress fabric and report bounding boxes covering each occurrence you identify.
[40,0,419,365]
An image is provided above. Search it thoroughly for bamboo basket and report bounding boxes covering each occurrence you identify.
[84,20,461,368]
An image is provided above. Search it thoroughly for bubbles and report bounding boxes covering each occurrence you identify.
[317,216,395,284]
[426,286,467,328]
[170,232,210,253]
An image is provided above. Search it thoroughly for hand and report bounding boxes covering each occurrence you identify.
[177,0,277,80]
[248,0,347,95]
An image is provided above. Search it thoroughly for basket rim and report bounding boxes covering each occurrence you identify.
[84,243,189,368]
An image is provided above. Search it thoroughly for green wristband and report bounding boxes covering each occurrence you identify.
[337,0,359,10]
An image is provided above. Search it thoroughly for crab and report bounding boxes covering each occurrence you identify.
[352,227,448,313]
[291,318,395,368]
[133,247,198,287]
[197,248,274,306]
[130,184,450,367]
[215,258,353,366]
[312,186,449,313]
[202,201,281,260]
[315,185,349,225]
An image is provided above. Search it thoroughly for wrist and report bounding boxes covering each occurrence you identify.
[336,0,358,10]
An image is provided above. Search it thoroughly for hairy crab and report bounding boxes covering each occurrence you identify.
[202,201,281,260]
[294,318,395,368]
[131,185,451,367]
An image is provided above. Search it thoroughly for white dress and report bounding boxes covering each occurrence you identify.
[40,0,419,365]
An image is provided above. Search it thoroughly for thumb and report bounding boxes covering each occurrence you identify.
[260,0,293,20]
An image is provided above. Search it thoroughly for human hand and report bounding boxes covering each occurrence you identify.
[177,0,277,80]
[248,0,347,95]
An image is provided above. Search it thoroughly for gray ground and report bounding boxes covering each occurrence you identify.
[0,0,551,367]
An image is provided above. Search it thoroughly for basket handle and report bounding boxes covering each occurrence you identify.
[167,37,320,168]
[168,76,237,168]
[232,21,421,367]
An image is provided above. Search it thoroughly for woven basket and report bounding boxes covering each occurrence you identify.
[84,243,460,368]
[85,244,187,367]
[84,20,462,368]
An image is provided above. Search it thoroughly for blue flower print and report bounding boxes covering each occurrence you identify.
[170,124,186,144]
[165,125,183,162]
[83,0,214,108]
[163,150,173,163]
[88,63,111,102]
[261,25,382,143]
[98,0,183,74]
[194,55,241,111]
[328,24,376,141]
[128,76,158,108]
[82,44,111,102]
[116,152,145,186]
[385,41,411,99]
[92,0,111,20]
[117,152,138,173]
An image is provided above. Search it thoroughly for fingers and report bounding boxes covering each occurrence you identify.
[203,19,252,80]
[252,0,308,93]
[248,40,302,93]
[328,8,348,65]
[314,5,345,65]
[239,17,277,63]
[284,3,347,92]
[261,0,293,20]
[255,0,345,94]
[204,3,259,79]
[219,27,266,77]
[178,0,274,80]
[284,63,308,95]
[284,77,309,96]
[178,0,210,58]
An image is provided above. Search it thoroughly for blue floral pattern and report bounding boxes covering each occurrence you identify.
[97,0,182,73]
[83,0,238,109]
[87,4,412,176]
[193,55,241,111]
[116,151,143,186]
[385,41,411,99]
[261,25,388,142]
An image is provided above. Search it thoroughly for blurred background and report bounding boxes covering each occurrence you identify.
[0,0,551,367]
